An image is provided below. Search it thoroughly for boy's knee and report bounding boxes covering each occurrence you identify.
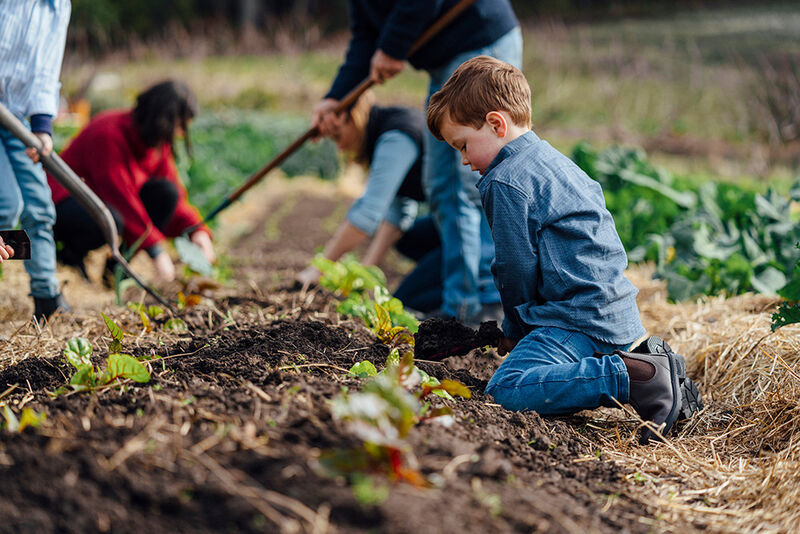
[485,371,524,410]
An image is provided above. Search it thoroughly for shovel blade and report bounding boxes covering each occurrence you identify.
[0,230,31,259]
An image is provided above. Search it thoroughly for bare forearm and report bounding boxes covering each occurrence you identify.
[362,222,403,266]
[323,221,369,261]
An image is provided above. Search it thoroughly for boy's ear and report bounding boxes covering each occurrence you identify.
[486,111,508,138]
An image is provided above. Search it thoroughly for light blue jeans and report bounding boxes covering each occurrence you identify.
[486,326,631,415]
[0,125,60,298]
[423,27,523,319]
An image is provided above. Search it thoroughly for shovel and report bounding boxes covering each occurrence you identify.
[191,0,478,229]
[0,102,177,313]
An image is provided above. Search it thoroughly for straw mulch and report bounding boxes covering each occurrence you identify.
[586,265,800,533]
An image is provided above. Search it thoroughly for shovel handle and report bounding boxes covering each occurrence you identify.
[0,102,177,312]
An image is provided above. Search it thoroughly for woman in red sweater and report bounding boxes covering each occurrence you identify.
[48,80,214,283]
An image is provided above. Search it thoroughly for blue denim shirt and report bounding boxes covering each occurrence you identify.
[477,131,645,345]
[0,0,71,134]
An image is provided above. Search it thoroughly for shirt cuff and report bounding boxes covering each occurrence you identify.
[29,114,53,136]
[146,243,164,259]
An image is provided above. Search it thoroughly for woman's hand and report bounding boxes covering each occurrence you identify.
[296,265,321,288]
[25,133,53,163]
[191,230,216,264]
[0,237,13,263]
[311,98,342,138]
[152,251,176,282]
[497,336,518,356]
[370,50,404,84]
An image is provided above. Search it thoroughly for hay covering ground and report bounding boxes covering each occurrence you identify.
[1,177,799,533]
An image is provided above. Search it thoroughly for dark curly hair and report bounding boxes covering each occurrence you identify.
[132,80,198,156]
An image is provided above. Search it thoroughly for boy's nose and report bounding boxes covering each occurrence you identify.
[461,154,469,166]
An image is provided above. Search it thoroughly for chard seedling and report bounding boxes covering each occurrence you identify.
[1,405,46,432]
[59,315,151,393]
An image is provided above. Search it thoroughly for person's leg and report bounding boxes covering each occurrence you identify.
[54,197,123,269]
[395,216,440,262]
[394,247,443,313]
[139,179,178,231]
[1,130,60,300]
[485,326,629,414]
[0,132,25,232]
[424,28,523,321]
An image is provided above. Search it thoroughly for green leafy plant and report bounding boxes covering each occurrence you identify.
[772,244,800,331]
[313,254,419,333]
[1,405,46,432]
[329,325,470,489]
[649,182,800,301]
[127,302,165,332]
[174,236,214,276]
[60,315,150,393]
[573,142,696,262]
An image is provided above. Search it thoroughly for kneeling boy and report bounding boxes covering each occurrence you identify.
[426,56,703,443]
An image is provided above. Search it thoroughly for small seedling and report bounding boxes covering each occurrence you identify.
[1,405,46,432]
[59,314,150,393]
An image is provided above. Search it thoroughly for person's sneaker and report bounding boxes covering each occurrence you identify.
[33,293,72,322]
[631,336,704,422]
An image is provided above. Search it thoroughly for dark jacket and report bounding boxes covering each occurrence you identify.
[326,0,518,100]
[364,105,426,201]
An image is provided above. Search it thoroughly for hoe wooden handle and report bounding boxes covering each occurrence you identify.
[199,0,478,224]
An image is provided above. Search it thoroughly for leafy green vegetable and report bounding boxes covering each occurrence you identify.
[102,312,125,342]
[164,318,189,333]
[174,236,214,276]
[103,354,151,384]
[64,337,92,368]
[349,361,378,378]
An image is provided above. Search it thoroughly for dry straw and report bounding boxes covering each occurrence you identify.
[586,266,800,533]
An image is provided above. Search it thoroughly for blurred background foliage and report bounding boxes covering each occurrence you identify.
[68,1,791,54]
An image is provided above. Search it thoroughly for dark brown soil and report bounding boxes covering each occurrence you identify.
[415,318,504,360]
[0,186,651,533]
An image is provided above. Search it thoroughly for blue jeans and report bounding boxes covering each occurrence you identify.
[486,326,630,415]
[0,125,59,298]
[394,215,499,313]
[423,27,523,319]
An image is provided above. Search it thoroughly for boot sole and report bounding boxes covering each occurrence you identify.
[670,353,704,422]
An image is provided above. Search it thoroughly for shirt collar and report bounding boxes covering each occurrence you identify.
[483,130,540,177]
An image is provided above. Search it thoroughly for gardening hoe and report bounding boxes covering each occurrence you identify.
[0,102,177,313]
[191,0,478,229]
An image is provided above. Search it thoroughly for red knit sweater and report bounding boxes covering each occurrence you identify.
[48,110,208,251]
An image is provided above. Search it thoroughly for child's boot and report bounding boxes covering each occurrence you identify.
[632,336,704,421]
[617,347,702,444]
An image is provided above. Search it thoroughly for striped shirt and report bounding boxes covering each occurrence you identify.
[0,0,71,133]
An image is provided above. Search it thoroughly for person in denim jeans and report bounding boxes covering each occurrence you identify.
[426,57,703,443]
[311,0,519,325]
[0,0,72,320]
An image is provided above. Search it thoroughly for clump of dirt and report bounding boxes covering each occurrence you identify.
[415,317,503,360]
